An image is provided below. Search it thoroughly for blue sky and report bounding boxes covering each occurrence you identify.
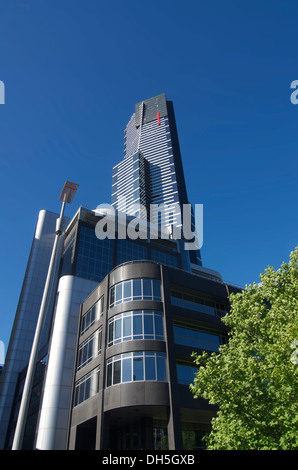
[0,0,297,352]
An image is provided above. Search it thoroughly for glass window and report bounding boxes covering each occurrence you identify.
[81,297,104,335]
[171,290,228,318]
[110,279,161,307]
[108,311,164,346]
[133,313,143,338]
[116,239,148,266]
[76,226,114,283]
[156,353,167,381]
[114,318,122,343]
[110,288,115,308]
[145,354,156,380]
[123,313,132,339]
[113,360,121,385]
[74,367,100,406]
[107,363,112,387]
[151,249,179,268]
[143,278,152,298]
[133,354,144,381]
[122,356,132,382]
[176,363,198,385]
[154,314,164,339]
[123,280,132,300]
[133,279,142,300]
[173,325,220,352]
[144,314,154,338]
[115,283,123,304]
[77,329,102,370]
[153,279,162,301]
[106,352,167,386]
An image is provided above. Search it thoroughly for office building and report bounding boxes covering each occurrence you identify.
[0,210,68,449]
[68,258,238,450]
[0,94,240,450]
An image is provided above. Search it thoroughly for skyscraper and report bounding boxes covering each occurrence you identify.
[112,93,201,266]
[0,94,241,450]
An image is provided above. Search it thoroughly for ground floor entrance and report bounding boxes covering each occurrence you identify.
[72,405,213,450]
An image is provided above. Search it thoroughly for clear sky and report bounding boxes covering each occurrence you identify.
[0,0,297,354]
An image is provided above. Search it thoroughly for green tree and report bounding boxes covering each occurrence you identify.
[190,247,298,450]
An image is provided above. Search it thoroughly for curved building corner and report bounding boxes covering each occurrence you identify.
[67,261,238,450]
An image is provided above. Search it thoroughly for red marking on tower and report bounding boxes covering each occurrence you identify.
[157,112,160,125]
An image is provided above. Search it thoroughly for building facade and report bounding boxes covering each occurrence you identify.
[68,260,238,450]
[0,94,240,450]
[0,210,68,449]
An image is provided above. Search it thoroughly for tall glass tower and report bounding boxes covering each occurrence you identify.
[112,93,201,265]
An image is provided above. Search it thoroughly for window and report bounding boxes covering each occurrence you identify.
[151,249,179,268]
[106,352,167,386]
[110,279,161,307]
[173,325,221,352]
[123,280,132,300]
[77,329,102,370]
[171,290,227,317]
[133,279,142,300]
[74,367,100,406]
[116,239,148,265]
[81,296,104,335]
[182,423,211,450]
[176,362,198,385]
[108,311,164,346]
[76,226,114,282]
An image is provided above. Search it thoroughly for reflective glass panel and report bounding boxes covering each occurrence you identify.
[133,279,142,299]
[123,280,132,300]
[133,355,144,381]
[113,360,121,384]
[123,314,131,339]
[144,314,154,338]
[107,363,112,387]
[143,278,152,298]
[114,318,122,343]
[133,314,143,338]
[152,279,161,300]
[122,358,132,382]
[115,283,123,304]
[145,355,156,380]
[156,354,166,381]
[154,314,163,338]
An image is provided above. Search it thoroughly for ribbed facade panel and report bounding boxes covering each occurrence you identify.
[120,101,183,227]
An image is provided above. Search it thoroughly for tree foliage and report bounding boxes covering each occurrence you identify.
[190,247,298,450]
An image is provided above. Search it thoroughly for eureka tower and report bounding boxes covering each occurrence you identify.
[111,93,202,266]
